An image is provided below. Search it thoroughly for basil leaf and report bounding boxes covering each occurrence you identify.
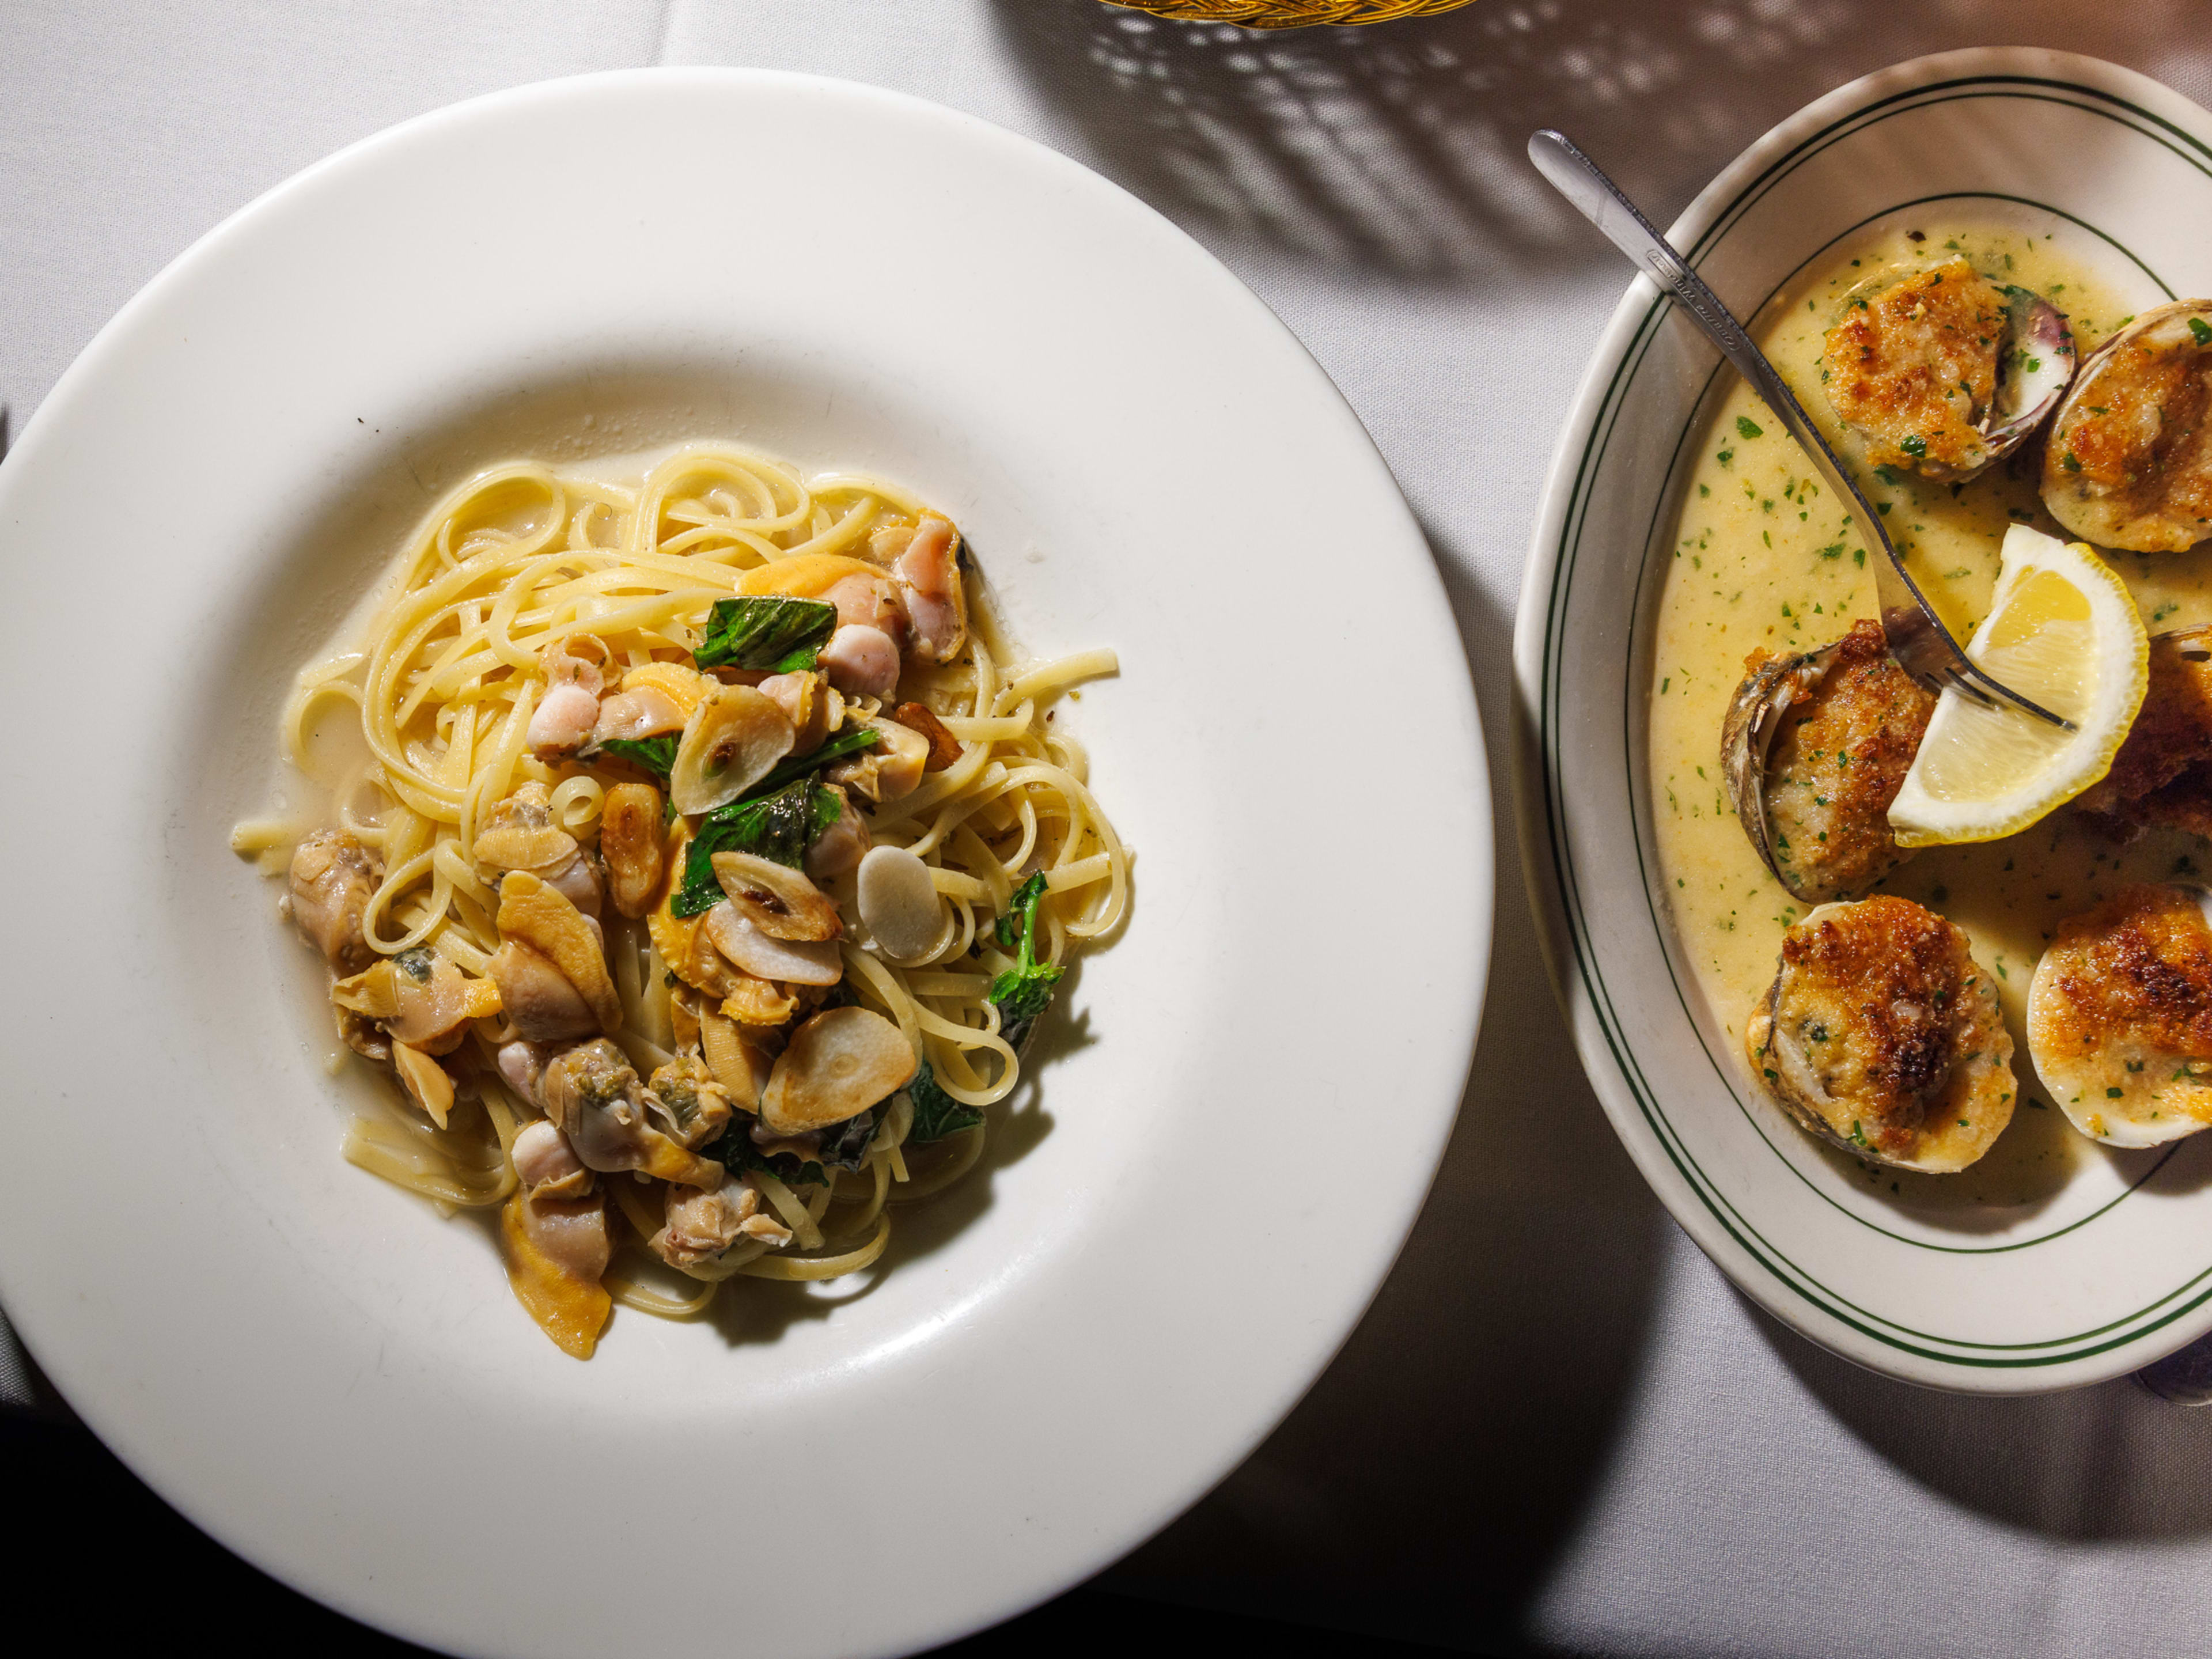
[994,871,1048,949]
[740,724,881,802]
[702,1120,828,1188]
[904,1063,983,1143]
[820,1106,883,1172]
[989,961,1063,1044]
[666,729,880,916]
[591,734,677,781]
[770,644,819,675]
[672,775,824,916]
[694,596,838,671]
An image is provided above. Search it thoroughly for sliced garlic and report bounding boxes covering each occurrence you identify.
[857,846,944,961]
[669,684,795,815]
[599,783,665,919]
[759,1007,918,1134]
[711,850,843,942]
[701,901,844,986]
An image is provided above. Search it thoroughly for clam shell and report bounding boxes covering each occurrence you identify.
[2040,298,2212,552]
[1980,285,2078,459]
[1719,641,1838,899]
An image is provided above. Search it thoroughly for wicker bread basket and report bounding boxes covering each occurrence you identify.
[1103,0,1475,26]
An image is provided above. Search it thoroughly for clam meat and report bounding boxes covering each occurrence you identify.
[2027,883,2212,1147]
[1822,257,2075,482]
[1721,618,1935,903]
[2041,299,2212,552]
[1745,895,2016,1173]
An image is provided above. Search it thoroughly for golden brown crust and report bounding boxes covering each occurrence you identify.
[2075,634,2212,836]
[1763,896,1973,1151]
[2045,334,2212,548]
[1823,259,2005,476]
[2037,885,2212,1062]
[1759,620,1935,899]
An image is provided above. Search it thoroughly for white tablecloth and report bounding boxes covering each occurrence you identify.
[10,2,2212,1654]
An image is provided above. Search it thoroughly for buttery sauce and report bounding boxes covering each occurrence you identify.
[1649,219,2206,1209]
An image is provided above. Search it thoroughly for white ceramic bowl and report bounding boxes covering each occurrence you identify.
[1517,48,2212,1394]
[0,71,1490,1655]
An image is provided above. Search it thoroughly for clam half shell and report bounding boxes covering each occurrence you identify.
[1983,285,2078,460]
[2041,298,2212,552]
[1825,263,2075,483]
[1721,641,1838,898]
[1719,622,1931,904]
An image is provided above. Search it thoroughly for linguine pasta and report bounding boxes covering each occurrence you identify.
[236,444,1127,1355]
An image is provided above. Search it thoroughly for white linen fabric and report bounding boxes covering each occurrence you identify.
[7,2,2212,1654]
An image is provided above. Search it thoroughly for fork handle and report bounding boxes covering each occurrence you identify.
[1527,129,2073,732]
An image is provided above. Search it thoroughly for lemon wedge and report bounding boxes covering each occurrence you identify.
[1887,525,2147,847]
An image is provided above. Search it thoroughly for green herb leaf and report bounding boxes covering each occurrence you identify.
[770,644,820,675]
[700,1120,827,1188]
[820,1106,884,1172]
[671,776,843,916]
[2062,450,2082,473]
[1735,415,1763,440]
[694,596,838,671]
[740,724,882,804]
[1899,434,1927,459]
[668,728,882,916]
[905,1062,984,1143]
[2190,316,2212,347]
[590,734,677,781]
[988,872,1063,1048]
[994,871,1049,949]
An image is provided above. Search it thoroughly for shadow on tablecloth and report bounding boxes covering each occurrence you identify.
[988,0,2212,293]
[1752,1305,2212,1540]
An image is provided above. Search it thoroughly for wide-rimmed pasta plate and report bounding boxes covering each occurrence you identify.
[0,71,1490,1657]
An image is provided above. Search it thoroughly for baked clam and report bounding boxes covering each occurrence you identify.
[1720,618,1936,903]
[1822,257,2075,482]
[2027,884,2212,1147]
[2072,624,2212,835]
[1745,896,2016,1173]
[2041,299,2212,552]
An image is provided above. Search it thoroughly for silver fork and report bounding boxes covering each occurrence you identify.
[1528,129,2071,732]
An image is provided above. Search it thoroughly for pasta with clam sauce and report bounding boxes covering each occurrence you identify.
[234,445,1127,1357]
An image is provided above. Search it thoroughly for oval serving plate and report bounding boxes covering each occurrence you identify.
[1516,48,2212,1393]
[0,71,1490,1656]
